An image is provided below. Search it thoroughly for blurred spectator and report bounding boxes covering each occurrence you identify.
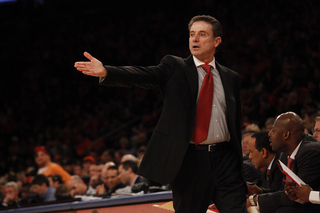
[244,124,261,134]
[262,117,275,131]
[89,164,97,177]
[1,181,27,208]
[136,145,146,160]
[118,160,149,187]
[67,175,95,197]
[304,121,313,135]
[242,132,254,157]
[96,165,124,197]
[99,149,115,164]
[313,116,320,140]
[55,184,72,201]
[82,156,96,178]
[31,174,56,202]
[121,154,140,165]
[242,132,262,186]
[19,183,31,201]
[34,146,71,184]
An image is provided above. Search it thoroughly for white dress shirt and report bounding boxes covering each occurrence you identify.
[192,56,230,144]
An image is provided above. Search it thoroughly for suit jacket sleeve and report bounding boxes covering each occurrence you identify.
[101,55,176,90]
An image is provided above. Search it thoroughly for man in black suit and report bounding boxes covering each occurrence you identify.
[247,112,320,213]
[75,15,246,213]
[246,131,285,201]
[118,160,149,187]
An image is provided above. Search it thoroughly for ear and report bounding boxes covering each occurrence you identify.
[261,148,268,158]
[214,36,222,48]
[284,130,290,140]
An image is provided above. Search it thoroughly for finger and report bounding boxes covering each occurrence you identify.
[74,62,88,68]
[84,51,94,61]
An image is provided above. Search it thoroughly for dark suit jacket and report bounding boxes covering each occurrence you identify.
[133,176,149,185]
[260,152,286,193]
[102,55,243,184]
[258,135,320,213]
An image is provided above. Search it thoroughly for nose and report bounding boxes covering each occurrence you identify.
[191,35,199,42]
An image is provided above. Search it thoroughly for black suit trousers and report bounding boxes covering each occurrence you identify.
[171,144,246,213]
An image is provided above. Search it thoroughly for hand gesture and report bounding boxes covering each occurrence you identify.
[74,52,107,77]
[95,183,106,195]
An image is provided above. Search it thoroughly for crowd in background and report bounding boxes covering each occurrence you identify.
[1,0,320,209]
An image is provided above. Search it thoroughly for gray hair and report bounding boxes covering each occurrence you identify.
[5,181,18,191]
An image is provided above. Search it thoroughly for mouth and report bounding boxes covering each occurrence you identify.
[192,45,200,49]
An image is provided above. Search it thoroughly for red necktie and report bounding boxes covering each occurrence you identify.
[266,169,270,181]
[192,64,214,145]
[286,157,294,182]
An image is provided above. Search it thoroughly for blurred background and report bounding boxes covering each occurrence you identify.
[0,0,319,176]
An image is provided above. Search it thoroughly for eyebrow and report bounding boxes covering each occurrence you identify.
[190,30,207,33]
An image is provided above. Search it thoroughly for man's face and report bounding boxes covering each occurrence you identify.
[35,151,50,167]
[248,137,263,169]
[269,122,286,153]
[96,164,104,178]
[89,164,97,176]
[32,184,46,197]
[73,165,82,176]
[189,21,221,63]
[106,169,120,189]
[118,165,130,185]
[242,134,252,156]
[5,186,19,202]
[313,121,320,140]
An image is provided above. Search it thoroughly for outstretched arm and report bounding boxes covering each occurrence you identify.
[74,52,107,77]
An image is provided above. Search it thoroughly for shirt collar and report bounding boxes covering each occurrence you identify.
[193,55,216,70]
[289,140,303,160]
[268,156,276,170]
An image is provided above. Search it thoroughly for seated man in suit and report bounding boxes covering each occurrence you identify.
[96,165,125,197]
[246,131,285,202]
[247,112,320,213]
[118,160,149,187]
[242,132,262,186]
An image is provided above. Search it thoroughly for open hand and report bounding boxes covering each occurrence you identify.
[74,52,107,77]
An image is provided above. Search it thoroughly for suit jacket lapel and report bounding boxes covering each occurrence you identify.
[185,55,198,106]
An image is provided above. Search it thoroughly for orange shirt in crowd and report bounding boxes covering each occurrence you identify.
[41,162,71,184]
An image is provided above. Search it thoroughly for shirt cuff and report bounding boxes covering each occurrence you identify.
[309,191,320,204]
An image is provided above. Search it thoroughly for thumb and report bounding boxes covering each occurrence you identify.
[84,51,94,61]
